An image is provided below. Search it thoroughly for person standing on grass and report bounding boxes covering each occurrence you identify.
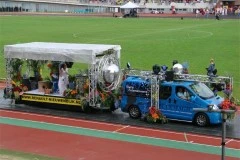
[205,7,209,18]
[207,58,217,76]
[196,9,200,18]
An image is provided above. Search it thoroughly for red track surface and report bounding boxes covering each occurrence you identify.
[1,110,239,149]
[1,110,240,160]
[1,124,234,160]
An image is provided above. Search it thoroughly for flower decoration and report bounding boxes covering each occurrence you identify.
[220,94,238,120]
[47,61,59,72]
[11,80,28,100]
[64,89,78,99]
[146,106,168,123]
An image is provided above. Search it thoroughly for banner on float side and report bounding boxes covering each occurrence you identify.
[21,94,81,106]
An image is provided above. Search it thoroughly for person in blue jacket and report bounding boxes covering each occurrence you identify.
[207,59,217,76]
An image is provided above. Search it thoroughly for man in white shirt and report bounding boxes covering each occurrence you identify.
[177,88,187,100]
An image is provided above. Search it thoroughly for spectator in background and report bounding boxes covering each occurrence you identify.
[196,9,200,18]
[235,7,240,17]
[205,7,209,18]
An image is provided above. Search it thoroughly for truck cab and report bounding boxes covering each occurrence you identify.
[159,81,223,126]
[120,76,223,126]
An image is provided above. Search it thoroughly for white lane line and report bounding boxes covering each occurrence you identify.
[74,22,220,43]
[128,125,237,142]
[113,125,130,133]
[0,109,124,127]
[226,139,233,145]
[184,132,189,143]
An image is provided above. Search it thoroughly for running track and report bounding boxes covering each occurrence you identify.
[0,109,239,160]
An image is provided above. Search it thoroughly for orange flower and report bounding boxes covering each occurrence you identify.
[83,80,89,90]
[71,90,77,95]
[99,92,106,101]
[47,63,52,68]
[152,113,159,120]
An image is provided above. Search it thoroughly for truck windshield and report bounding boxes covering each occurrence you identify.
[190,83,214,99]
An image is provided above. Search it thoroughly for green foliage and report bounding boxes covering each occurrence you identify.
[9,59,24,81]
[68,74,76,82]
[27,60,46,72]
[0,16,239,98]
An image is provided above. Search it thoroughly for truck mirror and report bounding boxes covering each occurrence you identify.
[190,96,196,101]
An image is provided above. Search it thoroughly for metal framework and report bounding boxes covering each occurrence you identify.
[126,70,165,110]
[5,58,12,98]
[174,73,233,91]
[150,75,159,109]
[88,63,97,107]
[88,51,121,107]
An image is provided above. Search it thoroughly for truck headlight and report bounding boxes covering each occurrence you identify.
[208,104,218,111]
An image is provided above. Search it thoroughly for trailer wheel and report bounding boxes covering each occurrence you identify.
[82,100,91,113]
[194,113,209,127]
[129,105,141,119]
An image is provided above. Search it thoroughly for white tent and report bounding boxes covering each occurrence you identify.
[4,42,121,64]
[170,2,176,7]
[120,1,139,9]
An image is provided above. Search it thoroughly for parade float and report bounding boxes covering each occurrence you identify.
[3,42,237,126]
[4,42,121,111]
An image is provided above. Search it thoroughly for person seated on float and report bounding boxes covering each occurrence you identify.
[58,62,69,96]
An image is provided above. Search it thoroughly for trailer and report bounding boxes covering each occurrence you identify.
[4,42,121,111]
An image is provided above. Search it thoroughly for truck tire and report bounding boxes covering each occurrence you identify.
[129,105,141,119]
[194,113,209,127]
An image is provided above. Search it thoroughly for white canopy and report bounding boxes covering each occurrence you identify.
[4,42,121,64]
[120,1,139,9]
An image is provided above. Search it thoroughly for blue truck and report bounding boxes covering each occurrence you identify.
[120,75,224,127]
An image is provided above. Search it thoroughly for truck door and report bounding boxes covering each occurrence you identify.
[173,86,195,121]
[159,85,174,118]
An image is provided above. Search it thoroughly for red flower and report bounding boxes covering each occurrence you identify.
[13,86,22,92]
[221,99,231,110]
[47,63,52,68]
[149,106,157,115]
[221,98,237,111]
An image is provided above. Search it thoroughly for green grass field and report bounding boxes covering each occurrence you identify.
[0,16,239,98]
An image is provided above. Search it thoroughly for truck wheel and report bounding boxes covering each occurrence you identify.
[194,113,209,127]
[129,105,141,119]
